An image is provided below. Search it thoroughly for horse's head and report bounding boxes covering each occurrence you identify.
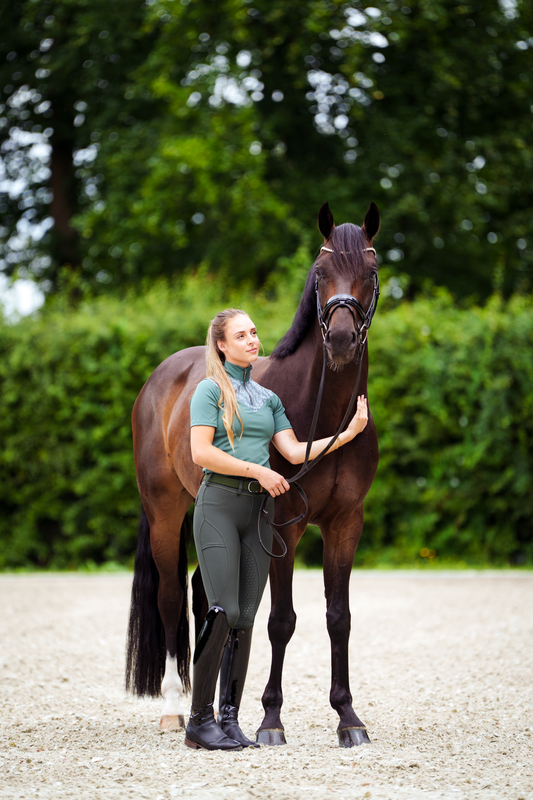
[315,202,380,367]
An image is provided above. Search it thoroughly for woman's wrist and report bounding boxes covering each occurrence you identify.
[244,462,260,481]
[341,429,356,446]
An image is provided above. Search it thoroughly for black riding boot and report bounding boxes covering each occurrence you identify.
[217,628,260,748]
[184,607,242,751]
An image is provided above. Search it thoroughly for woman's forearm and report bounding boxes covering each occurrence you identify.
[274,396,368,464]
[192,442,262,480]
[286,430,354,465]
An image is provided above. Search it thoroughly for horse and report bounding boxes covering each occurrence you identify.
[126,201,381,747]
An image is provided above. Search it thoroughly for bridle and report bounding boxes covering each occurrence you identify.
[316,245,380,365]
[258,244,380,558]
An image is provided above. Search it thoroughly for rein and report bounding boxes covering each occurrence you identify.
[258,248,380,558]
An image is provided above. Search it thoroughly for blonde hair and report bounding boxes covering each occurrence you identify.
[205,309,247,449]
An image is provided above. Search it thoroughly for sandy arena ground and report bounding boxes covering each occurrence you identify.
[0,571,532,800]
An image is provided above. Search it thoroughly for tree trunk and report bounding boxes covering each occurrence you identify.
[49,141,79,271]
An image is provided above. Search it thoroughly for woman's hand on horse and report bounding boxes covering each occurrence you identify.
[347,395,368,439]
[256,466,291,497]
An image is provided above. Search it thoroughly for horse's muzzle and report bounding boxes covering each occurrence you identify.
[325,327,357,366]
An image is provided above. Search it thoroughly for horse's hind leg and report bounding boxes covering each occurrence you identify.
[323,514,371,747]
[191,565,208,642]
[256,538,298,745]
[147,490,192,731]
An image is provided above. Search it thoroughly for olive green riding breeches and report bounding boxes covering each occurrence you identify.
[193,481,274,630]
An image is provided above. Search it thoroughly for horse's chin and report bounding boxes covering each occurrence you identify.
[326,349,356,371]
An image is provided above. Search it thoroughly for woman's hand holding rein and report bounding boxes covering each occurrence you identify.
[253,465,291,497]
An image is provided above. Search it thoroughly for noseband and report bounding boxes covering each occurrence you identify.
[316,246,380,363]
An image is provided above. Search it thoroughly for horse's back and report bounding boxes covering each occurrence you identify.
[135,346,206,403]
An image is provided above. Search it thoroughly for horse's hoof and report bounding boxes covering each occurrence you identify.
[338,727,371,747]
[256,728,287,746]
[159,714,185,731]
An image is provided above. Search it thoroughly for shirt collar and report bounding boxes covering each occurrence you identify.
[224,360,252,384]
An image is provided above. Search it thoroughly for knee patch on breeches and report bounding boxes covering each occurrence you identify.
[234,542,260,630]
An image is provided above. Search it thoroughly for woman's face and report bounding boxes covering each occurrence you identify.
[218,314,260,368]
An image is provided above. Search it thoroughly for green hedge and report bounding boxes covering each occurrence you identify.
[1,277,532,569]
[360,292,533,566]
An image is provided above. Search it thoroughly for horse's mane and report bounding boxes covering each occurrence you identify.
[271,223,369,359]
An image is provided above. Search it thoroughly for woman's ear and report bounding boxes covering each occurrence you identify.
[217,340,227,353]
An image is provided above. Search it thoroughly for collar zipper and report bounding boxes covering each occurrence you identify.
[243,375,254,408]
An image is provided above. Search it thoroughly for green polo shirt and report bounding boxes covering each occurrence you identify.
[190,360,292,471]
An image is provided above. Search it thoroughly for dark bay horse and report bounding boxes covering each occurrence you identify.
[126,201,380,747]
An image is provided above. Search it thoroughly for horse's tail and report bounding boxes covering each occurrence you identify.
[125,505,191,696]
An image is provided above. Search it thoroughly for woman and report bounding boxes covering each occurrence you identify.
[185,308,368,751]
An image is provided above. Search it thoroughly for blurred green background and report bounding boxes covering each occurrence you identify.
[1,0,532,569]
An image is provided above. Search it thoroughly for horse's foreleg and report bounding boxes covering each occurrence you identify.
[323,516,370,748]
[256,551,297,746]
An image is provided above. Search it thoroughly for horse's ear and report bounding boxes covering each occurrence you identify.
[362,201,380,241]
[318,202,335,240]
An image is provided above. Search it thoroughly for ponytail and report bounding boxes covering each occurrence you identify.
[205,309,246,449]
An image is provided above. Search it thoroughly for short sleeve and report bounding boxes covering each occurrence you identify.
[190,379,220,428]
[271,393,292,434]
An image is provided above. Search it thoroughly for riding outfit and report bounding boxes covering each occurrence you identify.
[185,359,291,750]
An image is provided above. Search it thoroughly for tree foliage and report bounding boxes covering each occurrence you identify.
[1,0,532,296]
[0,0,161,280]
